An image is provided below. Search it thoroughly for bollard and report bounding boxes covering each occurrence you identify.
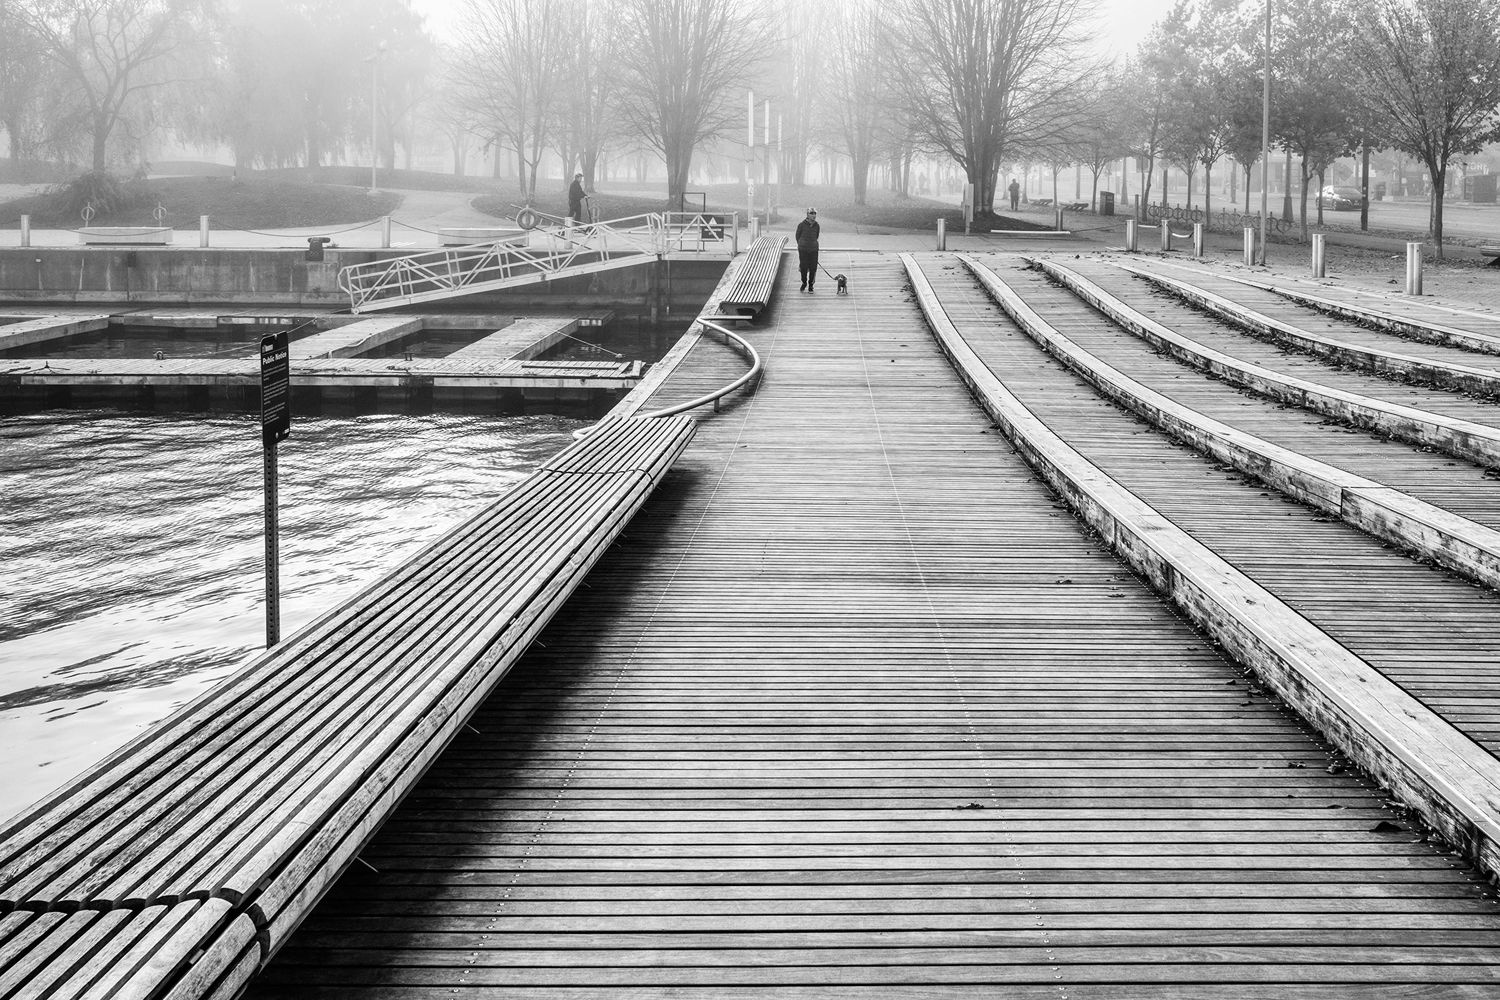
[1311,233,1326,278]
[1160,221,1171,252]
[1054,207,1064,231]
[1125,219,1137,252]
[1192,222,1204,258]
[381,215,392,249]
[200,215,210,248]
[749,217,760,242]
[1243,228,1255,267]
[1405,242,1423,295]
[20,214,29,248]
[936,217,946,251]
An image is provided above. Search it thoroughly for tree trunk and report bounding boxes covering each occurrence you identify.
[1161,166,1168,208]
[853,153,869,205]
[1245,164,1252,214]
[92,126,108,172]
[1298,157,1309,243]
[1431,161,1446,257]
[1282,148,1293,221]
[582,149,598,193]
[1203,162,1211,231]
[1316,168,1325,226]
[7,127,20,161]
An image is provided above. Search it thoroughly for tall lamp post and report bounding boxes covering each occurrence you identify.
[1258,0,1271,265]
[366,42,388,193]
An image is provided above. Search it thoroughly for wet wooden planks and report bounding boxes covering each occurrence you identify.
[249,251,1500,997]
[448,317,581,362]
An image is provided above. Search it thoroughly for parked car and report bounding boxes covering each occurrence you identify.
[1320,185,1363,211]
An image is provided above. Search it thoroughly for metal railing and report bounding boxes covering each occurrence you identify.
[337,211,737,312]
[572,318,761,440]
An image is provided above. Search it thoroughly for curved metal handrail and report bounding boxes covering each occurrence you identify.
[572,318,761,439]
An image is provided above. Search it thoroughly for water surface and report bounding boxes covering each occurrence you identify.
[0,410,578,821]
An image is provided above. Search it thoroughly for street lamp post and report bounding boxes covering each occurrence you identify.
[367,42,388,193]
[1258,0,1270,265]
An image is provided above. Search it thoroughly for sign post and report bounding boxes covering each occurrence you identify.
[259,331,291,647]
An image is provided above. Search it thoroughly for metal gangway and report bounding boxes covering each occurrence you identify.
[337,211,738,313]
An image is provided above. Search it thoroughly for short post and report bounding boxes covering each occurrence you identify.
[1405,242,1423,295]
[731,212,739,254]
[1160,221,1171,252]
[1192,222,1205,257]
[1125,218,1137,252]
[936,217,946,251]
[381,215,392,249]
[1054,207,1064,231]
[20,214,29,248]
[749,217,760,242]
[1311,233,1326,278]
[199,215,210,248]
[1243,227,1255,266]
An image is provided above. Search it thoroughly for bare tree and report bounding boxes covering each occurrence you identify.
[14,0,204,171]
[615,0,772,205]
[823,0,889,205]
[0,6,49,161]
[1271,0,1357,241]
[889,0,1096,214]
[776,2,826,188]
[457,0,568,198]
[558,0,622,193]
[1352,0,1500,255]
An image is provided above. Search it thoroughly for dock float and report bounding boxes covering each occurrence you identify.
[0,315,111,354]
[0,416,695,1000]
[288,317,424,360]
[448,316,585,362]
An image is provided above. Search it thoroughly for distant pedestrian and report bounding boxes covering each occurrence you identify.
[568,172,587,223]
[1008,178,1020,211]
[796,207,820,292]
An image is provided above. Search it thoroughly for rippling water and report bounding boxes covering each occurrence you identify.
[0,410,579,821]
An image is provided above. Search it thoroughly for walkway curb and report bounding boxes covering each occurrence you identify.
[902,250,1500,888]
[997,256,1500,590]
[1120,261,1500,397]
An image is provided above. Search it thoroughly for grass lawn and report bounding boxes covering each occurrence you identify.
[0,176,401,230]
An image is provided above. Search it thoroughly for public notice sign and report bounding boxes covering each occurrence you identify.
[260,332,291,446]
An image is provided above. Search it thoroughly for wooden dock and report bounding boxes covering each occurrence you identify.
[241,250,1500,995]
[10,244,1500,997]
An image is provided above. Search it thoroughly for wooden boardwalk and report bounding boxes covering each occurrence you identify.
[249,251,1500,996]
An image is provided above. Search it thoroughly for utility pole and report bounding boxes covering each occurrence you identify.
[746,90,754,230]
[1259,0,1270,264]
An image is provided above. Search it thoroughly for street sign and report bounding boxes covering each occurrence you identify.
[260,332,290,446]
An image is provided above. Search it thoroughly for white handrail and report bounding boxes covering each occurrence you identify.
[572,319,761,439]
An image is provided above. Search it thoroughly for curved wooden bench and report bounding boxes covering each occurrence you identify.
[0,415,695,1000]
[717,236,788,317]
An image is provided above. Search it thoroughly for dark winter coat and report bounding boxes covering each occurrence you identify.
[568,179,586,205]
[795,218,820,251]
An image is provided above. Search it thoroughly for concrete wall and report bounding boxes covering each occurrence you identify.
[0,248,727,314]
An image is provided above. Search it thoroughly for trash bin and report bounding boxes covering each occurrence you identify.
[1100,191,1115,216]
[305,236,333,262]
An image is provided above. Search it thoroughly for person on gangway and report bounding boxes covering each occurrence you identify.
[796,207,820,292]
[568,173,588,226]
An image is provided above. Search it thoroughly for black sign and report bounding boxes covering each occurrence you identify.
[260,332,291,447]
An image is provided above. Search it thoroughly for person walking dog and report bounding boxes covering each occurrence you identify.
[796,207,820,292]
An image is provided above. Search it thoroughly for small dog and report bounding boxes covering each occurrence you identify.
[834,273,848,294]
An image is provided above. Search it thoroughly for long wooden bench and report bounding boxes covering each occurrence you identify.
[0,414,695,1000]
[716,235,788,317]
